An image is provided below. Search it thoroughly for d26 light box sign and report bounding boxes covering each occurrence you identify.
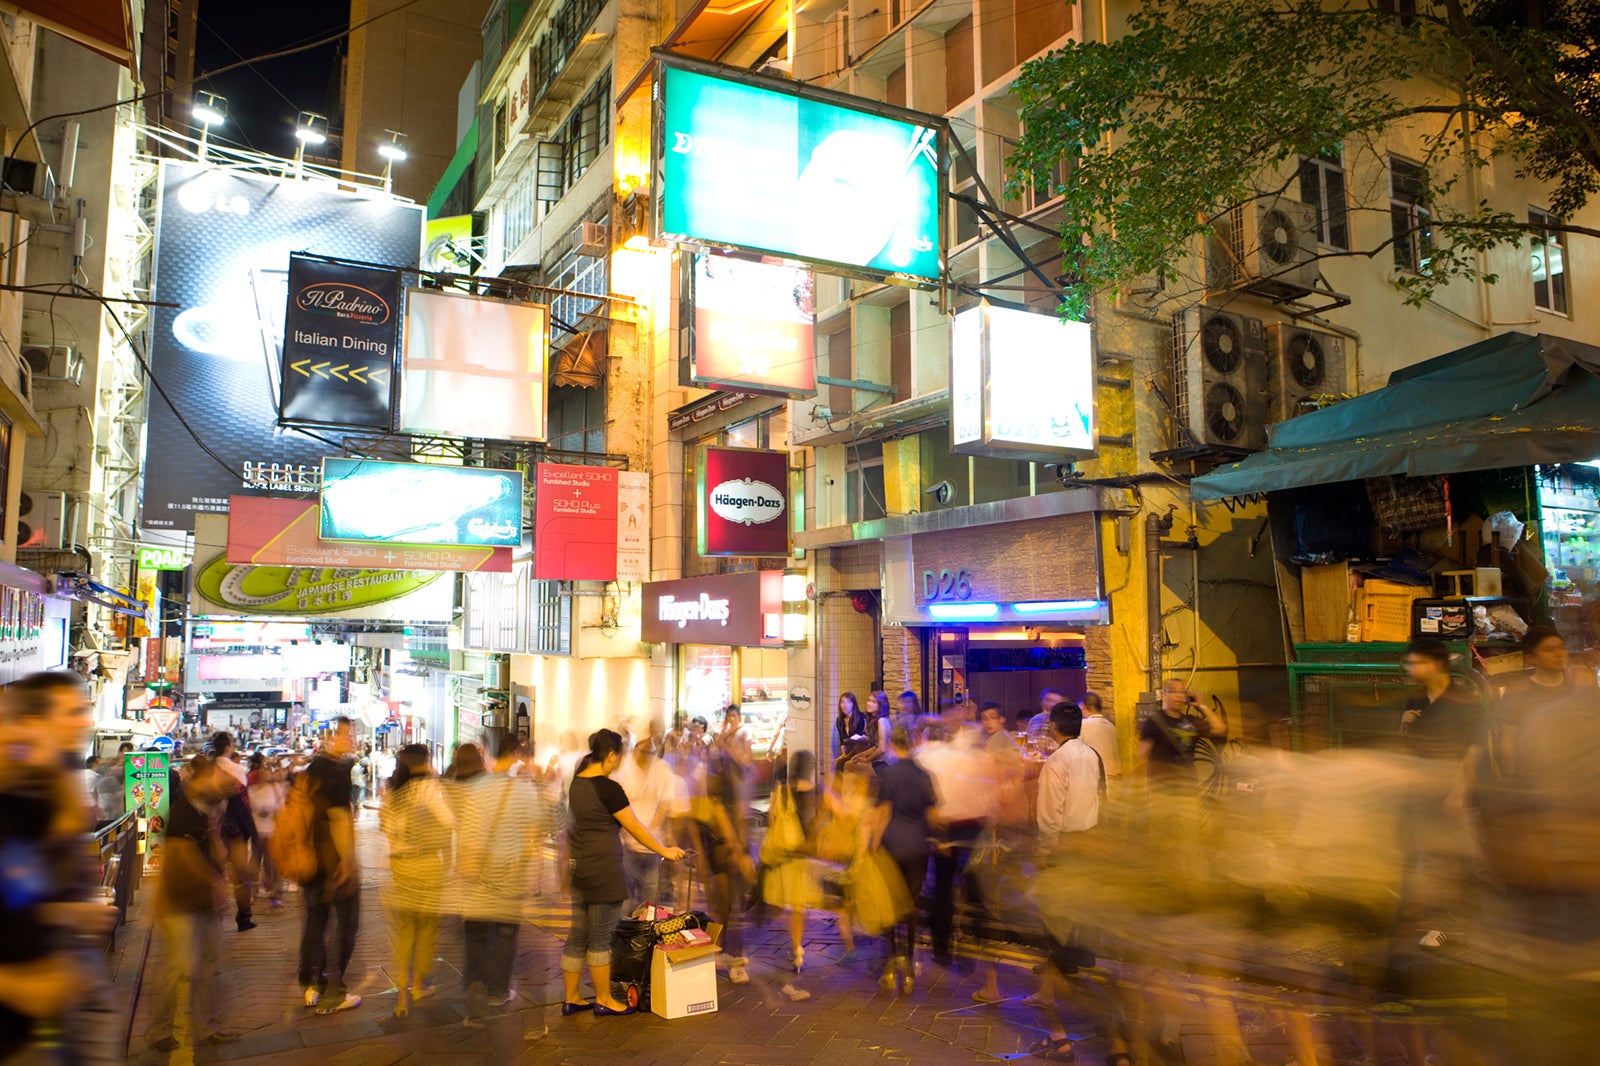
[697,446,790,558]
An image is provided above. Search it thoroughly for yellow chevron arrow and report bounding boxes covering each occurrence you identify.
[311,361,330,378]
[330,364,349,381]
[349,365,368,383]
[369,367,388,384]
[291,358,312,377]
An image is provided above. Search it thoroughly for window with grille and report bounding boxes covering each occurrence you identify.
[1389,157,1432,273]
[1529,208,1569,315]
[529,580,571,656]
[1298,151,1349,250]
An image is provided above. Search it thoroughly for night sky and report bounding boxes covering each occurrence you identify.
[193,0,352,159]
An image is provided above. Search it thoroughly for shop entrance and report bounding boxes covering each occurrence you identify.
[930,626,1089,724]
[678,644,789,756]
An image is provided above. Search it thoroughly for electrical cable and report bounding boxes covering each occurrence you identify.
[46,281,245,484]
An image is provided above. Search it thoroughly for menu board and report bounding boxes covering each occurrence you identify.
[124,752,171,870]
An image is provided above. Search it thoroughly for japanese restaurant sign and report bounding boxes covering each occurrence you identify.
[534,463,618,580]
[697,446,790,558]
[640,570,785,646]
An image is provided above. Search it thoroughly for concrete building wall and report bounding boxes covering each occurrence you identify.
[343,0,493,203]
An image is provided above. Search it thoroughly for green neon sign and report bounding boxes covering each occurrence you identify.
[138,545,190,571]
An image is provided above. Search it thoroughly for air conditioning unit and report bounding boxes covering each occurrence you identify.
[0,157,57,223]
[21,342,82,385]
[17,490,66,550]
[17,361,30,402]
[576,221,609,257]
[1226,195,1319,296]
[1267,322,1347,423]
[1171,307,1269,452]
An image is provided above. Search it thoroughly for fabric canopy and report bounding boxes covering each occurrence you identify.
[1191,332,1600,499]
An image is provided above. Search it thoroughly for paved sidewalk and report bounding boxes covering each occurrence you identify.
[122,808,1501,1065]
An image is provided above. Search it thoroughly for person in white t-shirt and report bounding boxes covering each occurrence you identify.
[1076,692,1120,790]
[612,721,679,911]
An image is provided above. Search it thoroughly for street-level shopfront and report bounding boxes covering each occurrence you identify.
[881,511,1111,718]
[641,570,792,757]
[1192,332,1600,749]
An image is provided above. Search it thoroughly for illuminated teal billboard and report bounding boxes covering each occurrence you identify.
[656,62,944,282]
[319,458,523,548]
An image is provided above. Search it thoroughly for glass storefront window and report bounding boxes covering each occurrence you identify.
[678,644,789,757]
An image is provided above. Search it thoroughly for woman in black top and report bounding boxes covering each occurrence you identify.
[563,729,684,1016]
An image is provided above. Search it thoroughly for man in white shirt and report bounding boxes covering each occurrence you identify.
[613,722,680,911]
[915,721,999,965]
[1076,692,1119,786]
[1035,704,1104,849]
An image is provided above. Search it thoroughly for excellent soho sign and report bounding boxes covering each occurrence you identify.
[697,446,790,557]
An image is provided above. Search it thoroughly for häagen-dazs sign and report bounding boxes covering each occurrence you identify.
[640,571,785,646]
[657,591,732,628]
[698,446,790,557]
[708,478,786,527]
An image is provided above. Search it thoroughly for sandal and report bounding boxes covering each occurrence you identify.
[971,989,1004,1004]
[1029,1035,1075,1061]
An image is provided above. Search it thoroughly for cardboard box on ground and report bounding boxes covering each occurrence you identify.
[651,922,723,1019]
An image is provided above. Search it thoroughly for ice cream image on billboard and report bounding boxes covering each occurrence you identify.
[319,463,521,546]
[793,126,938,270]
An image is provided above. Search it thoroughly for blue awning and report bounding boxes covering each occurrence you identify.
[1191,333,1600,499]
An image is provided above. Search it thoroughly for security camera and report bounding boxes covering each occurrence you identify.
[925,479,955,504]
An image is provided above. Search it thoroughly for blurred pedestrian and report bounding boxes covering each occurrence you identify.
[208,733,257,932]
[381,744,453,1019]
[562,729,684,1016]
[613,719,678,912]
[687,748,755,984]
[298,717,362,1014]
[81,755,103,825]
[247,754,285,908]
[148,755,238,1051]
[1077,692,1120,790]
[95,742,132,823]
[0,684,83,1062]
[1026,690,1067,749]
[875,727,936,993]
[456,735,545,1026]
[918,721,996,967]
[1398,640,1485,950]
[10,672,120,1065]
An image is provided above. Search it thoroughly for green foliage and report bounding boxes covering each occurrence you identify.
[1009,0,1600,318]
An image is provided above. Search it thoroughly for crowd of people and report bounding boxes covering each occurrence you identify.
[6,634,1600,1064]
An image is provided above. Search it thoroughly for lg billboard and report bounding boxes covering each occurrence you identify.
[144,162,423,531]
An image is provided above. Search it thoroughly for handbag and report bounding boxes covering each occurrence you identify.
[808,805,857,865]
[759,787,804,865]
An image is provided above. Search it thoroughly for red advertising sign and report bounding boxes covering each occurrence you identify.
[534,464,619,580]
[143,635,162,684]
[640,571,785,646]
[226,496,512,573]
[697,446,790,558]
[690,255,815,397]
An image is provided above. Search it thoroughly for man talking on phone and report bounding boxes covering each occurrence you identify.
[1137,679,1227,881]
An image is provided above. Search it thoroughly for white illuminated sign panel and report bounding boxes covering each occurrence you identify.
[948,303,1097,462]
